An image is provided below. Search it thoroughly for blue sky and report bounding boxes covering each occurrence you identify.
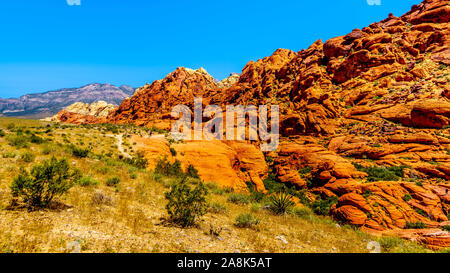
[0,0,420,98]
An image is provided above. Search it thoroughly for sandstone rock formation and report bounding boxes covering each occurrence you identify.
[63,0,450,248]
[47,101,116,124]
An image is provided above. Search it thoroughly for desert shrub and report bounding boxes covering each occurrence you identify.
[2,152,16,158]
[41,145,55,155]
[245,182,265,203]
[69,145,89,158]
[129,172,137,179]
[378,237,403,252]
[78,176,99,187]
[165,179,208,227]
[311,196,338,215]
[97,166,110,175]
[227,193,250,205]
[404,221,427,229]
[154,157,200,179]
[155,157,184,177]
[441,225,450,232]
[20,152,35,163]
[205,182,225,195]
[10,157,80,208]
[6,123,15,130]
[169,147,177,156]
[7,135,29,148]
[263,172,285,193]
[30,134,45,144]
[234,213,260,228]
[0,129,5,137]
[106,176,120,187]
[402,194,412,202]
[148,172,164,183]
[208,202,227,214]
[353,163,406,182]
[291,207,314,220]
[122,152,148,169]
[269,191,296,215]
[186,164,200,179]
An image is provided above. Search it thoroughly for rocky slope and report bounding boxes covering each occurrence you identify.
[0,83,134,118]
[57,0,450,248]
[45,101,116,124]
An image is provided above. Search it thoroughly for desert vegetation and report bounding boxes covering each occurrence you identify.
[0,117,446,253]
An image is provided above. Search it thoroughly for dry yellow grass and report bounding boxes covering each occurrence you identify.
[0,118,437,253]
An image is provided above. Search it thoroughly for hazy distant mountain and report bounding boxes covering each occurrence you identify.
[0,83,135,119]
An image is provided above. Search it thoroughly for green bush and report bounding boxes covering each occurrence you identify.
[353,163,405,182]
[30,134,45,144]
[154,157,200,179]
[122,152,148,169]
[234,213,260,228]
[404,221,427,229]
[291,207,314,220]
[227,193,250,205]
[0,129,5,137]
[208,202,227,214]
[69,145,90,158]
[442,225,450,232]
[311,196,338,215]
[402,194,412,202]
[78,176,99,187]
[165,179,208,227]
[269,191,296,215]
[20,152,35,163]
[10,157,80,208]
[7,135,29,148]
[106,177,120,187]
[2,152,16,159]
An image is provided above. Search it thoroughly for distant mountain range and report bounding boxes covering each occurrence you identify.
[0,83,135,119]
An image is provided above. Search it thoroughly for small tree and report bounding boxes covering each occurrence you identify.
[11,157,80,208]
[165,179,208,227]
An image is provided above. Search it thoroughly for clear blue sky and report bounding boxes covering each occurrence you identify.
[0,0,420,98]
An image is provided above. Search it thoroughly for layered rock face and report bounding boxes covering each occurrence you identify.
[46,101,116,124]
[61,0,450,247]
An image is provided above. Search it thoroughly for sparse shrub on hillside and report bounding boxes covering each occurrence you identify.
[442,225,450,232]
[208,202,227,214]
[269,191,296,215]
[106,177,120,187]
[291,207,314,220]
[311,196,338,216]
[30,134,45,144]
[404,221,427,229]
[402,194,412,202]
[78,176,99,187]
[0,129,5,137]
[10,157,80,208]
[7,135,29,148]
[234,213,260,228]
[186,164,200,179]
[154,156,200,180]
[20,152,35,163]
[169,147,177,156]
[122,152,148,169]
[227,193,250,205]
[353,163,406,182]
[68,145,90,158]
[165,178,208,227]
[2,152,16,159]
[41,144,55,155]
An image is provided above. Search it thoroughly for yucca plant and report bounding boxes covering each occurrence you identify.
[269,190,295,215]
